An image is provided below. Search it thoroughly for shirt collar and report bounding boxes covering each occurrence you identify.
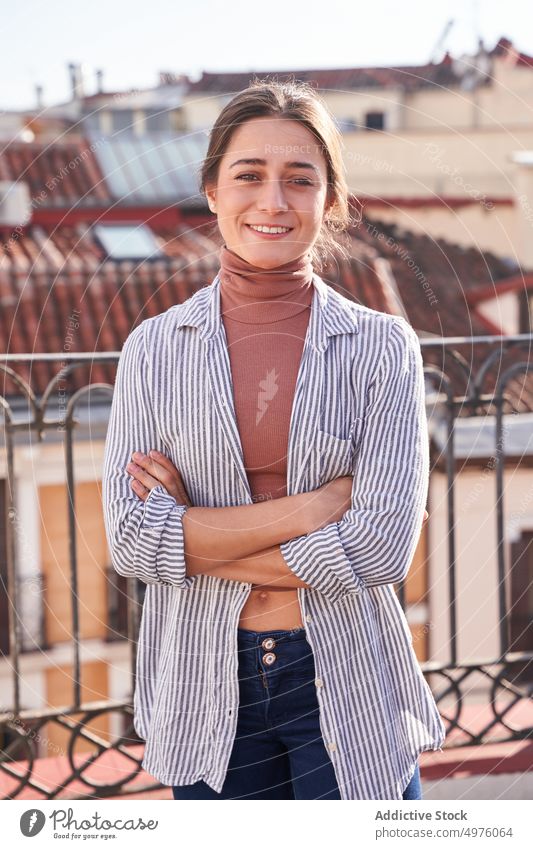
[174,271,359,352]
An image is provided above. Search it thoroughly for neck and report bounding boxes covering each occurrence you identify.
[219,244,314,293]
[218,243,315,325]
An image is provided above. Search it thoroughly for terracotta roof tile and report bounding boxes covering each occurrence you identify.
[1,216,531,412]
[1,141,111,206]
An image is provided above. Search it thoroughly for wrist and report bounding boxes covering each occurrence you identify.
[291,490,320,537]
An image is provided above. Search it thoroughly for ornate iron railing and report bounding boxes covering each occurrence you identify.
[0,334,532,799]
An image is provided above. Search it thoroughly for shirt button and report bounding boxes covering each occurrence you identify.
[327,741,337,752]
[305,614,312,623]
[315,678,323,688]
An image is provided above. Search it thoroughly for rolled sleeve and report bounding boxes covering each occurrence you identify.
[280,317,429,604]
[280,521,366,604]
[102,324,194,590]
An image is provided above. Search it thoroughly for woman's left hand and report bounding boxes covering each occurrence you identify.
[126,450,192,506]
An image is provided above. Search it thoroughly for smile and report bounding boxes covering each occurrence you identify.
[246,224,293,235]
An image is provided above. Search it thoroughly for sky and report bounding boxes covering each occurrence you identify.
[0,0,531,110]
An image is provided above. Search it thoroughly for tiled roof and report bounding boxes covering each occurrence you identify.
[1,215,531,412]
[351,218,533,414]
[490,37,533,68]
[0,219,398,397]
[0,140,111,206]
[183,37,532,96]
[187,61,464,95]
[0,134,208,207]
[349,218,518,336]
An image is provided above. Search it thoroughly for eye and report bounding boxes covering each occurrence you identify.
[235,174,314,186]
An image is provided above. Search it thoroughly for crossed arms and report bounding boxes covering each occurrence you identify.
[102,317,429,605]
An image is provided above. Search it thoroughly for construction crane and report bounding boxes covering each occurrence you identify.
[429,19,455,64]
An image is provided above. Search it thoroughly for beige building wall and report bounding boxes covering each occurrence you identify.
[363,202,517,257]
[476,291,520,335]
[405,524,430,663]
[45,660,109,756]
[40,481,109,645]
[181,56,533,257]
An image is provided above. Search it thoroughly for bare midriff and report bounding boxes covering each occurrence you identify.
[238,586,304,631]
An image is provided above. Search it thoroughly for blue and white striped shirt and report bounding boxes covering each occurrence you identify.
[102,270,446,799]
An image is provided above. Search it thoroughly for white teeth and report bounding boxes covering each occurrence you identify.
[249,225,291,234]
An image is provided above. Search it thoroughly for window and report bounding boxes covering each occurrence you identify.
[105,566,146,642]
[145,109,171,133]
[517,289,533,334]
[0,479,8,656]
[509,530,533,683]
[365,111,385,131]
[336,117,359,132]
[111,109,135,133]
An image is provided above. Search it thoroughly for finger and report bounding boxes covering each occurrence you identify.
[127,462,161,492]
[131,453,173,489]
[131,479,150,501]
[127,459,191,506]
[147,450,192,505]
[148,450,179,476]
[131,453,191,505]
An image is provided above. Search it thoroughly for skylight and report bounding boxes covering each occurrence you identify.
[93,223,163,260]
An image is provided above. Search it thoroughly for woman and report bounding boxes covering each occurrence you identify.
[102,79,446,800]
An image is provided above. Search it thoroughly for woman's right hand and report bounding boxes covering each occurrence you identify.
[127,449,193,506]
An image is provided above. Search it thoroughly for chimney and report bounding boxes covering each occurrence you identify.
[96,68,104,93]
[35,84,44,109]
[67,62,85,100]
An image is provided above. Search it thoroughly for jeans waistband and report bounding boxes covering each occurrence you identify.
[236,626,307,645]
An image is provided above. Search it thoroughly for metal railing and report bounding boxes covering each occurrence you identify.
[0,334,532,799]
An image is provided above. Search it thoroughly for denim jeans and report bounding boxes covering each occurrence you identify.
[171,626,422,800]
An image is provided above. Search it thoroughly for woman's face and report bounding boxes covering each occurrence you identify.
[205,116,332,268]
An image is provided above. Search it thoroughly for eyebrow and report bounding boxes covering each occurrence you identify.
[228,157,320,175]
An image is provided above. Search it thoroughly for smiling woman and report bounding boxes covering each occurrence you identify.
[102,77,444,802]
[200,84,353,272]
[204,117,329,270]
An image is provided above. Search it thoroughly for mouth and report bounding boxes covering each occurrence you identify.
[245,223,294,239]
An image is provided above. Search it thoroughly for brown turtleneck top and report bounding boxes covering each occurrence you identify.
[218,245,314,505]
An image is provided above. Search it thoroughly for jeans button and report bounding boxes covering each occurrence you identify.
[263,652,276,665]
[261,637,276,650]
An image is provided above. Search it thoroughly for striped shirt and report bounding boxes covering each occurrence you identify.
[102,270,446,799]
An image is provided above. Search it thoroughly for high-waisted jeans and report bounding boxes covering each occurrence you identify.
[171,626,422,800]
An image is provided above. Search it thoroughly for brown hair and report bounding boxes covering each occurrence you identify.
[198,75,359,270]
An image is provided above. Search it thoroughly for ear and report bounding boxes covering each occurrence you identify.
[205,182,217,214]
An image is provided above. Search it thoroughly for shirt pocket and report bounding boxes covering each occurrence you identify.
[317,418,362,486]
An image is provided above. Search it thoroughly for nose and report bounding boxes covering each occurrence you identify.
[257,177,289,213]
